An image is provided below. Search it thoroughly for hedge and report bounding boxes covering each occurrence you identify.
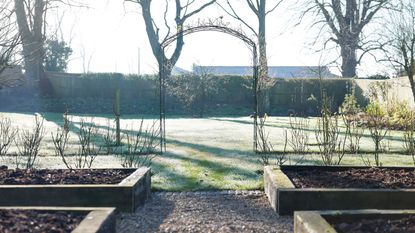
[0,72,364,116]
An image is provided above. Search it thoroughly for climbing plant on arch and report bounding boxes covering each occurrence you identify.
[159,21,261,153]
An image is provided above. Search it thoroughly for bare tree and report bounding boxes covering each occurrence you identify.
[0,2,20,78]
[382,0,415,101]
[79,43,93,73]
[302,0,388,77]
[14,0,82,81]
[126,0,216,79]
[14,0,47,81]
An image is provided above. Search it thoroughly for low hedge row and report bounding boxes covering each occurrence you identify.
[0,72,364,116]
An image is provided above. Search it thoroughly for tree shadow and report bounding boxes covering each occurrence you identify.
[117,195,176,233]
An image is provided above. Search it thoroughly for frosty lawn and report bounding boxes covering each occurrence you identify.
[1,112,413,191]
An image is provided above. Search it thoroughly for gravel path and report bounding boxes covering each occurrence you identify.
[117,191,293,233]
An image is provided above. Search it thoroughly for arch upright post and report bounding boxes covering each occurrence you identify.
[159,59,167,153]
[252,45,259,152]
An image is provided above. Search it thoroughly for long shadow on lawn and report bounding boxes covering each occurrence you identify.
[165,137,257,162]
[151,149,261,191]
[150,160,206,191]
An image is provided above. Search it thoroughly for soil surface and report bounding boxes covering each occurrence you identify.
[0,209,86,233]
[117,191,293,233]
[0,166,133,185]
[283,167,415,189]
[328,215,415,233]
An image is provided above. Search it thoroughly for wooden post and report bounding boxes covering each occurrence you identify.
[115,87,121,146]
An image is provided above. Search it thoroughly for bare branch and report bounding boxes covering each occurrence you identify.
[266,0,283,15]
[216,1,257,36]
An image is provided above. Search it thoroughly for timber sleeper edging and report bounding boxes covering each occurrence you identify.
[264,165,415,215]
[0,206,116,233]
[0,167,151,212]
[294,209,415,233]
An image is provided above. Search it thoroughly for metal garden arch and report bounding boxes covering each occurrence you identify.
[159,23,260,153]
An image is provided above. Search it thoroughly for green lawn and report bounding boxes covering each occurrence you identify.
[1,112,414,191]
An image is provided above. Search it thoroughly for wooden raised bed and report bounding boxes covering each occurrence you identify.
[0,207,115,233]
[294,209,415,233]
[0,167,151,212]
[264,165,415,215]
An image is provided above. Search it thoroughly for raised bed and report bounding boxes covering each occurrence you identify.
[294,209,415,233]
[0,206,115,233]
[264,165,415,215]
[0,167,151,212]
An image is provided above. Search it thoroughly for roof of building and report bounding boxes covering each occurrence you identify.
[171,66,191,76]
[192,66,338,78]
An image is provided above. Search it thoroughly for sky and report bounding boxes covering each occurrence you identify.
[50,0,389,76]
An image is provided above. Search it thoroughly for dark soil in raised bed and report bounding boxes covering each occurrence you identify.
[0,209,86,233]
[0,166,134,185]
[327,215,415,233]
[283,166,415,189]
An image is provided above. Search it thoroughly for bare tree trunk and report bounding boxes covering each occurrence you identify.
[14,0,45,81]
[340,43,358,78]
[409,74,415,103]
[258,0,268,79]
[135,0,214,80]
[257,3,267,117]
[21,42,44,81]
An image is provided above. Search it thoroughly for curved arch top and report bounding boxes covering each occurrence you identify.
[162,24,257,50]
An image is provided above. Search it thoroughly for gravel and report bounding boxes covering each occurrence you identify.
[117,191,293,233]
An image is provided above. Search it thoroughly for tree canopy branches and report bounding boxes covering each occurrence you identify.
[301,0,389,77]
[127,0,216,77]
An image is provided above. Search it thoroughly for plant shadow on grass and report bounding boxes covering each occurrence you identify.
[40,112,162,154]
[211,117,407,148]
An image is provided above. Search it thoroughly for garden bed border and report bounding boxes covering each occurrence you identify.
[264,165,415,215]
[0,206,116,233]
[0,167,151,212]
[294,209,415,233]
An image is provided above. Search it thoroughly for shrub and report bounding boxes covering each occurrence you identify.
[119,119,160,168]
[73,119,99,169]
[339,87,361,115]
[342,114,364,154]
[365,102,388,166]
[315,92,347,165]
[0,117,17,156]
[52,115,99,170]
[51,112,71,168]
[102,119,119,155]
[15,116,45,169]
[364,74,390,80]
[287,116,310,154]
[256,115,272,165]
[386,100,413,129]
